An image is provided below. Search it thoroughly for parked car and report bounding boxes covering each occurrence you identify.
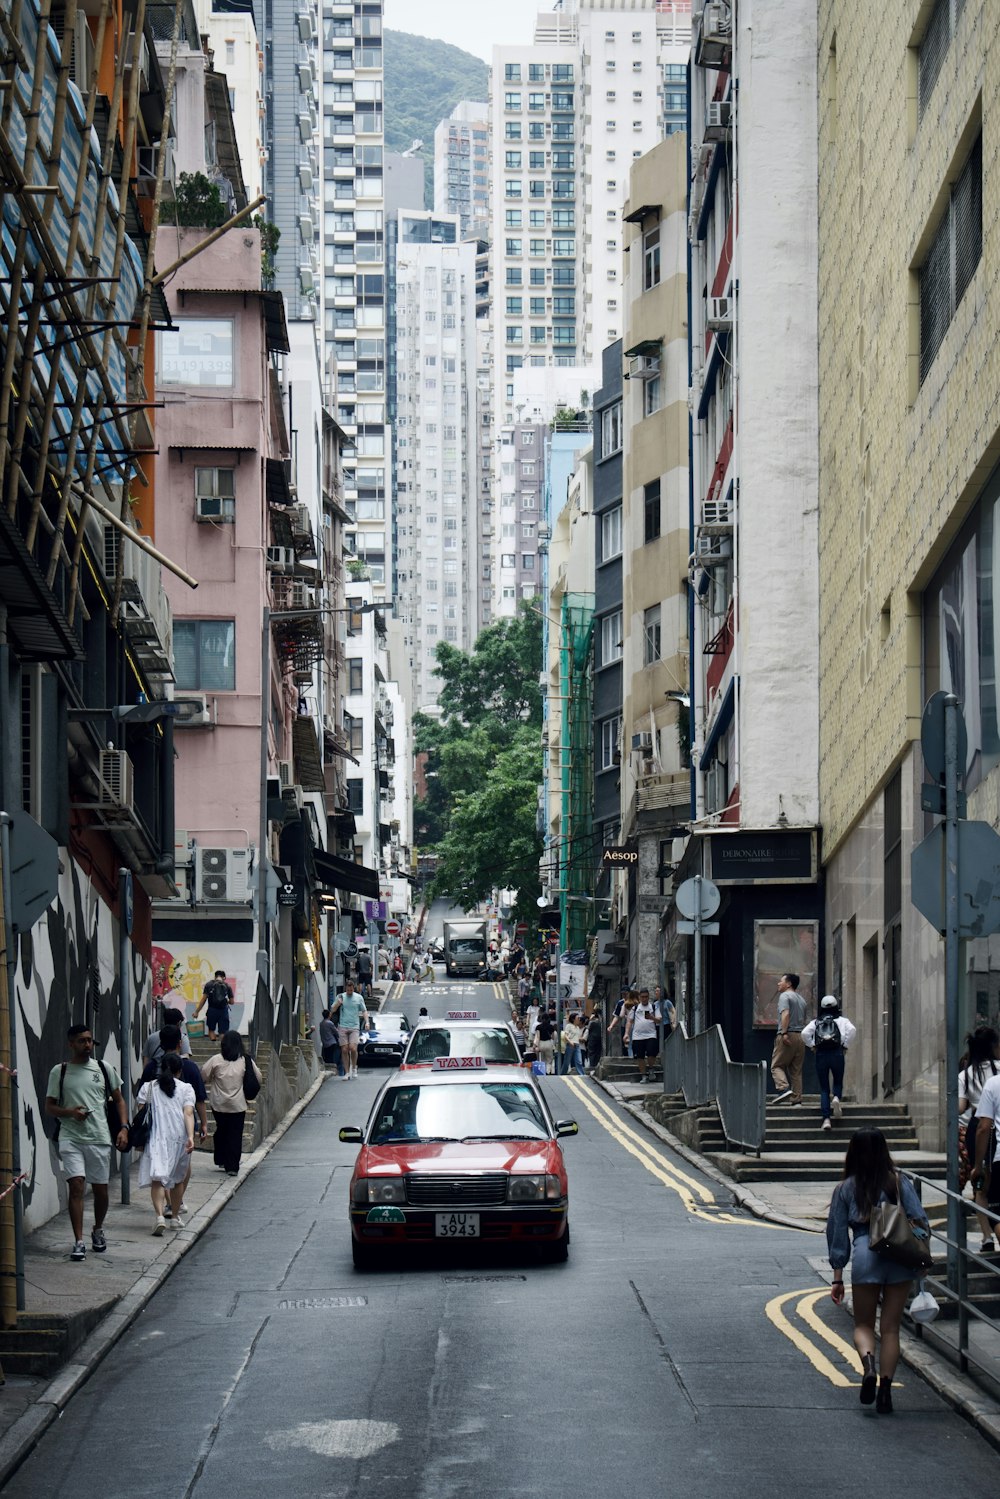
[357,1012,411,1068]
[339,1064,577,1268]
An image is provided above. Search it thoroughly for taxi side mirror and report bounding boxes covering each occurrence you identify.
[555,1120,578,1138]
[338,1126,363,1143]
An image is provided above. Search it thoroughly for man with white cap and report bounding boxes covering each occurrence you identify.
[802,996,857,1131]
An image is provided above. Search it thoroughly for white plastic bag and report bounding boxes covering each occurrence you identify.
[909,1282,940,1324]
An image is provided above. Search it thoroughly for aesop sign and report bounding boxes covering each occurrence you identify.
[602,844,639,866]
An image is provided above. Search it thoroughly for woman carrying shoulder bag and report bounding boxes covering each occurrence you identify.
[201,1030,262,1177]
[826,1127,930,1413]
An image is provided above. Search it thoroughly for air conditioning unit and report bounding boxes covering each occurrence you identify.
[173,693,213,728]
[631,732,653,751]
[629,352,660,381]
[195,492,234,523]
[98,750,134,819]
[282,782,305,812]
[278,759,295,789]
[707,296,733,331]
[290,581,315,610]
[173,830,191,899]
[197,847,252,904]
[266,545,295,571]
[696,533,733,561]
[700,496,734,532]
[703,2,733,46]
[291,503,311,537]
[705,100,732,141]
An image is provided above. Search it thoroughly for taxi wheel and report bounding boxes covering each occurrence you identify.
[351,1238,383,1272]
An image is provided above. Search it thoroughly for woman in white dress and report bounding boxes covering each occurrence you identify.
[136,1053,195,1235]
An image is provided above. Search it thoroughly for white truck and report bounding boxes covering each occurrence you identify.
[442,919,489,978]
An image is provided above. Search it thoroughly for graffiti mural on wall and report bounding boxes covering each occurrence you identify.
[150,942,249,1033]
[15,859,150,1232]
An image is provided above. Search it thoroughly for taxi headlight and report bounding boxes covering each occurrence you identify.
[508,1174,563,1203]
[354,1179,406,1205]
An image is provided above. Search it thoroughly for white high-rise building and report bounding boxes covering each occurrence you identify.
[393,210,479,717]
[433,101,491,237]
[490,1,691,428]
[321,0,388,593]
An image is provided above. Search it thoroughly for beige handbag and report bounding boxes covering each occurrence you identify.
[869,1174,933,1271]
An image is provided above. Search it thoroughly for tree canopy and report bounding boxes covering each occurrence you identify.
[415,609,544,919]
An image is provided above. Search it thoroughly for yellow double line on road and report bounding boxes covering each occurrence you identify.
[764,1287,894,1390]
[562,1077,804,1231]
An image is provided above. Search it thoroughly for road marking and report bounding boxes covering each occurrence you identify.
[563,1077,805,1231]
[765,1289,854,1387]
[264,1419,401,1459]
[796,1289,862,1370]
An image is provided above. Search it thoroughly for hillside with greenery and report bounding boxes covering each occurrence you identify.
[384,30,488,205]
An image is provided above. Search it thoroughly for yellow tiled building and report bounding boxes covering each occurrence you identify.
[818,0,1000,1142]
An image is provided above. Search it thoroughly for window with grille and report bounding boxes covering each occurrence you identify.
[644,479,661,543]
[918,0,966,122]
[919,132,981,384]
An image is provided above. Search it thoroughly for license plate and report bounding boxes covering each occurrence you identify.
[372,1046,395,1054]
[435,1212,480,1239]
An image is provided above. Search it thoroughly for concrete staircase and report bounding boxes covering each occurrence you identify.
[186,1036,269,1155]
[0,1304,115,1377]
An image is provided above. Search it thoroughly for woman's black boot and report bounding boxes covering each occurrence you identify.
[860,1352,877,1404]
[876,1377,893,1414]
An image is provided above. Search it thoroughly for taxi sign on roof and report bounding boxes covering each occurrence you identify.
[445,1010,479,1020]
[432,1056,487,1070]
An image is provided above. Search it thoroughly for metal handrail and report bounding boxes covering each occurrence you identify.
[904,1169,1000,1387]
[662,1021,767,1154]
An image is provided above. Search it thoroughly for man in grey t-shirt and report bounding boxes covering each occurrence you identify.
[771,972,808,1105]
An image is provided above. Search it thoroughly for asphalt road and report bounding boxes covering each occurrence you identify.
[7,977,997,1497]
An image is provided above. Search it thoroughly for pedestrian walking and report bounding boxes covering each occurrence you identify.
[45,1024,129,1261]
[609,993,638,1058]
[524,1000,540,1048]
[201,1031,262,1176]
[331,978,369,1078]
[136,1024,208,1216]
[970,1030,1000,1253]
[534,1010,557,1074]
[142,1006,192,1063]
[771,972,807,1104]
[135,1054,196,1234]
[195,970,234,1040]
[628,989,661,1083]
[586,1010,603,1072]
[826,1127,930,1412]
[560,1013,585,1075]
[356,947,373,998]
[319,1008,345,1075]
[802,995,857,1131]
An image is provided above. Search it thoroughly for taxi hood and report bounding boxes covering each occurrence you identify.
[361,1139,560,1175]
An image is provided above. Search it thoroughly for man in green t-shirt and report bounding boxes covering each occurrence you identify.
[330,979,369,1080]
[45,1025,129,1262]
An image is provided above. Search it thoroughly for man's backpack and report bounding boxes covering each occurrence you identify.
[815,1014,841,1049]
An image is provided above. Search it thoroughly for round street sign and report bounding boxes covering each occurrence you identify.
[674,877,721,921]
[921,691,968,783]
[386,918,401,937]
[345,942,358,959]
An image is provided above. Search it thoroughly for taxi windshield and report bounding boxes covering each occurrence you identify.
[407,1027,519,1064]
[369,1082,548,1144]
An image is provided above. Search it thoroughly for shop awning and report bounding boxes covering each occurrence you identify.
[313,850,379,899]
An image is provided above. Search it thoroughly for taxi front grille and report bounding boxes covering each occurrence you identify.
[405,1174,508,1207]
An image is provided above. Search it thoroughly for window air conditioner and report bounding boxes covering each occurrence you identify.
[700,496,734,532]
[196,493,235,523]
[173,693,213,728]
[196,847,252,904]
[695,533,733,562]
[631,732,653,751]
[266,545,295,571]
[98,750,134,819]
[290,581,315,610]
[278,760,295,789]
[629,353,660,380]
[702,3,733,46]
[705,100,732,141]
[706,296,733,331]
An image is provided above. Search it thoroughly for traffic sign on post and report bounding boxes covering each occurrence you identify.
[385,918,401,937]
[921,690,969,784]
[675,877,721,920]
[911,819,1000,937]
[6,811,58,931]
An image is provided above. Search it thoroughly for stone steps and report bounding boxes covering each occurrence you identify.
[0,1304,114,1377]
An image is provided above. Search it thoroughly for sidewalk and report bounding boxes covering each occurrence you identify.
[0,1070,329,1486]
[599,1077,1000,1453]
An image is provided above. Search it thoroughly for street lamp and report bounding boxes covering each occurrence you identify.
[257,599,381,986]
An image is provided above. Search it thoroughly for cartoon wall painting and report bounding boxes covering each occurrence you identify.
[149,943,250,1033]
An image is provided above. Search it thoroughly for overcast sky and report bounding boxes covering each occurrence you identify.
[383,0,543,64]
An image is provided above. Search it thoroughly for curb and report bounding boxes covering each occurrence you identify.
[0,1069,329,1487]
[591,1077,823,1234]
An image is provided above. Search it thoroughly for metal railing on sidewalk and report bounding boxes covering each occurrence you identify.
[662,1022,767,1154]
[905,1170,1000,1392]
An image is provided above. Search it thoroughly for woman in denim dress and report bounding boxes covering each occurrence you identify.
[826,1127,930,1413]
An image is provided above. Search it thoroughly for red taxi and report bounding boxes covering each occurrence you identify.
[339,1062,577,1269]
[398,1014,526,1069]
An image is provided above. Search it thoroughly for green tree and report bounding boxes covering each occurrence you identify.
[414,607,544,916]
[160,172,227,228]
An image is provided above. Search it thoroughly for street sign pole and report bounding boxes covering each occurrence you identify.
[944,695,961,1291]
[693,874,703,1035]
